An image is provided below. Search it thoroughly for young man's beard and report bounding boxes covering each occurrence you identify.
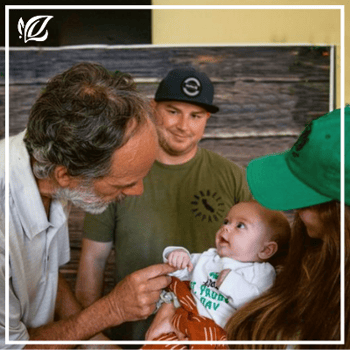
[54,180,125,215]
[157,129,195,157]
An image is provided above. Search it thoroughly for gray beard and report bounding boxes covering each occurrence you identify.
[54,184,125,215]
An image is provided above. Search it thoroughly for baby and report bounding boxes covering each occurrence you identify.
[163,201,291,329]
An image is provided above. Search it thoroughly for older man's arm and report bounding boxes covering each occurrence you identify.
[24,263,174,349]
[55,273,83,320]
[54,273,121,349]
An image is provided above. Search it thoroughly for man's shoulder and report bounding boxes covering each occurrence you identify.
[200,148,236,164]
[1,131,27,171]
[2,131,31,190]
[0,138,5,211]
[84,201,117,224]
[0,138,5,177]
[0,227,4,255]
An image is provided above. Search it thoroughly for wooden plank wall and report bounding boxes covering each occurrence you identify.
[0,46,331,292]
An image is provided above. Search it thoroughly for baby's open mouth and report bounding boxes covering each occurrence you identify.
[218,235,229,245]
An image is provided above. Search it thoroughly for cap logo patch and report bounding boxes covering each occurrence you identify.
[181,77,202,97]
[292,123,312,158]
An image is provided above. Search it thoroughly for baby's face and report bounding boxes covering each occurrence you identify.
[215,202,270,262]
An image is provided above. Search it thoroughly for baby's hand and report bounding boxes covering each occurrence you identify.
[167,249,193,272]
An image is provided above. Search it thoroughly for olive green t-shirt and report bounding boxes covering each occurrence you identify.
[84,148,251,283]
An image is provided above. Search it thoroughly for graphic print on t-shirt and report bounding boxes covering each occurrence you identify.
[190,271,230,312]
[191,189,225,223]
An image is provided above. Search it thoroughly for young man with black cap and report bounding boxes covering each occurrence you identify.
[76,67,251,342]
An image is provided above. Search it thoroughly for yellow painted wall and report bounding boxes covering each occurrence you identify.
[152,1,348,108]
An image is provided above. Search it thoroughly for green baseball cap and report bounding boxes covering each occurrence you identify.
[247,106,350,211]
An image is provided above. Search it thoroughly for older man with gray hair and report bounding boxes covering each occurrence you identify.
[0,62,173,349]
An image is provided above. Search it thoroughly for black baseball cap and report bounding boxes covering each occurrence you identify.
[154,67,219,113]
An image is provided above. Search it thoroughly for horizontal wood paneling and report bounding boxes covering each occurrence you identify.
[1,46,331,293]
[3,79,328,139]
[2,46,330,81]
[1,46,330,137]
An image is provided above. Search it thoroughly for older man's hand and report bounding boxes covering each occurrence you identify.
[106,263,175,325]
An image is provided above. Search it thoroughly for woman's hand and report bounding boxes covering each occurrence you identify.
[145,303,187,340]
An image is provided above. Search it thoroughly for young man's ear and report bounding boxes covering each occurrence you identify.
[54,165,72,188]
[258,241,278,261]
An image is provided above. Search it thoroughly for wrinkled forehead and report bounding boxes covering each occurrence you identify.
[108,118,158,178]
[122,114,155,146]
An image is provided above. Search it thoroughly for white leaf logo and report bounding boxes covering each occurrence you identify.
[17,17,24,37]
[17,15,53,43]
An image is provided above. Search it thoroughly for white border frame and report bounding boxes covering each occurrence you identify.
[4,4,345,347]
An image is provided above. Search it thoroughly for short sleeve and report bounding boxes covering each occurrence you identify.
[83,203,117,242]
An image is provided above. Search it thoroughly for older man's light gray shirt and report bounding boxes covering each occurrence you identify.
[0,131,70,348]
